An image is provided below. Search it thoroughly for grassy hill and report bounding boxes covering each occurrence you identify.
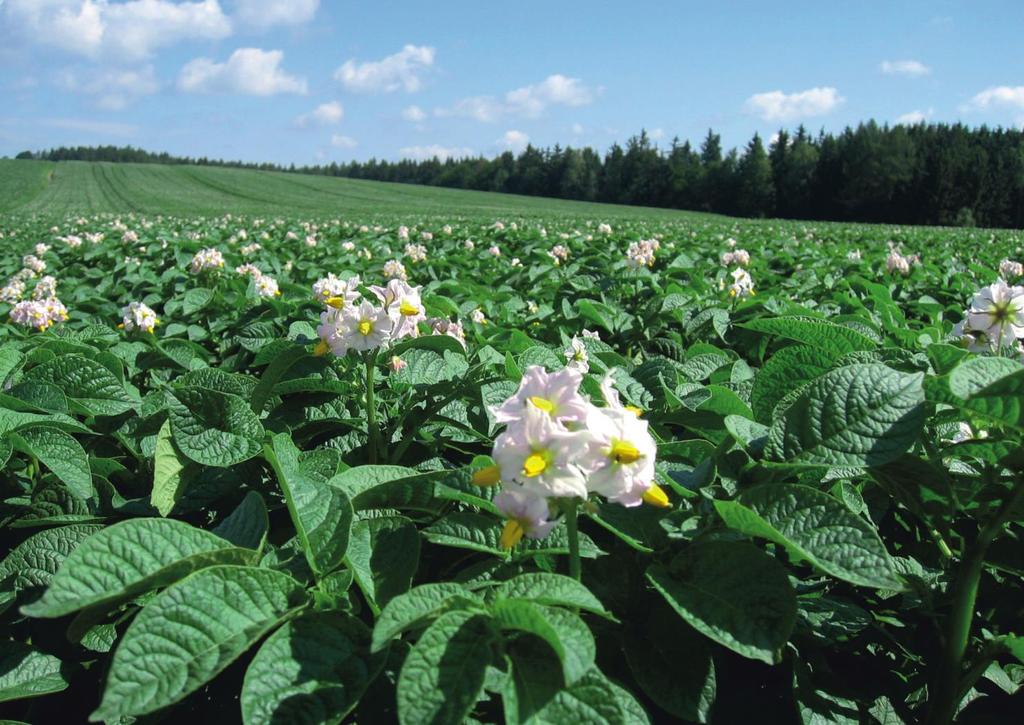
[0,159,707,220]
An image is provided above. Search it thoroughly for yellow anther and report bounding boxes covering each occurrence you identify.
[313,340,330,356]
[399,300,420,316]
[624,405,643,417]
[642,484,671,508]
[529,396,555,414]
[522,452,548,477]
[472,465,501,487]
[610,440,642,465]
[324,296,345,309]
[500,520,525,549]
[358,320,373,336]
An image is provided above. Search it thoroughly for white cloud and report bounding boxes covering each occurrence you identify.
[56,65,159,110]
[648,128,665,140]
[880,60,931,78]
[437,74,597,122]
[41,117,138,137]
[399,144,474,161]
[963,86,1024,111]
[330,134,357,149]
[231,0,318,29]
[401,104,427,122]
[571,122,584,135]
[297,101,344,126]
[179,48,307,95]
[335,44,435,93]
[499,130,529,152]
[744,87,844,121]
[895,108,933,124]
[2,0,233,61]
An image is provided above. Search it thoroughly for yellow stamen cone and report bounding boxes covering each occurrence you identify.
[642,484,671,508]
[500,520,525,549]
[358,320,373,336]
[324,296,345,309]
[399,300,420,316]
[313,340,330,357]
[624,405,643,417]
[529,396,555,414]
[472,465,501,487]
[522,452,547,477]
[610,440,642,465]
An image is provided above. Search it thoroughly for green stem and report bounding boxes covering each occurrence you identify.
[365,353,379,464]
[928,478,1024,725]
[565,500,581,581]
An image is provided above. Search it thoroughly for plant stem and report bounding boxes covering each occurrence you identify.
[565,499,581,581]
[365,353,378,464]
[928,478,1024,725]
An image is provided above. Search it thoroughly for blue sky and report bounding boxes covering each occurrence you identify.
[2,0,1024,165]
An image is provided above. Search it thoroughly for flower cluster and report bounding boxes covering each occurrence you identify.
[316,278,426,357]
[10,297,68,331]
[728,267,755,298]
[234,264,281,298]
[32,276,58,300]
[485,367,664,548]
[404,243,427,262]
[1000,258,1024,279]
[721,249,750,266]
[189,248,225,274]
[22,254,46,275]
[382,259,408,281]
[597,223,612,235]
[312,273,361,305]
[548,245,570,264]
[120,301,159,333]
[953,279,1024,353]
[626,238,659,268]
[886,245,919,276]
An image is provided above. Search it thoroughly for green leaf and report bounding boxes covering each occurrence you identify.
[714,484,903,589]
[22,518,254,618]
[26,354,136,416]
[168,386,263,467]
[741,316,877,355]
[0,642,69,703]
[346,515,420,614]
[0,523,104,593]
[265,433,353,578]
[10,426,94,501]
[646,541,796,664]
[491,600,595,684]
[151,420,188,516]
[241,612,380,725]
[525,667,650,724]
[750,345,836,422]
[948,356,1021,399]
[396,610,495,725]
[213,491,269,550]
[960,368,1024,431]
[250,343,310,413]
[91,565,306,721]
[492,573,609,617]
[765,364,926,468]
[372,582,482,653]
[182,286,214,314]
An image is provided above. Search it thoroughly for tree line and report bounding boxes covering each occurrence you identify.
[19,121,1024,227]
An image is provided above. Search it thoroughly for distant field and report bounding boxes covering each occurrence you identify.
[0,159,710,219]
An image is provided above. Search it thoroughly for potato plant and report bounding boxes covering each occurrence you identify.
[1,212,1023,723]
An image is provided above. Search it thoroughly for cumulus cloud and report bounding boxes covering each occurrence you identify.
[744,87,844,121]
[2,0,232,61]
[401,105,427,122]
[895,108,933,124]
[56,64,159,110]
[335,45,435,93]
[880,60,931,78]
[571,122,584,135]
[437,74,596,122]
[179,48,307,95]
[963,86,1024,111]
[399,144,474,161]
[499,130,529,152]
[231,0,318,29]
[297,101,344,126]
[330,134,357,149]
